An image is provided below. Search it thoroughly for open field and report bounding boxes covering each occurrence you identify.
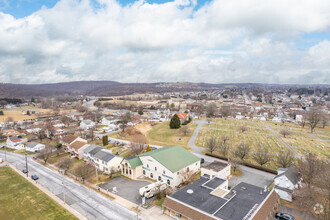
[110,121,197,150]
[0,166,77,220]
[195,118,330,160]
[147,122,197,150]
[0,106,74,122]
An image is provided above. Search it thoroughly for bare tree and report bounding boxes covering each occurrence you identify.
[206,136,217,154]
[60,115,71,127]
[130,135,147,155]
[276,150,295,168]
[307,110,321,133]
[298,153,322,188]
[57,158,73,174]
[321,112,329,129]
[218,142,229,157]
[230,157,241,172]
[206,103,216,118]
[179,126,191,136]
[233,143,250,160]
[219,106,231,119]
[74,163,93,183]
[252,145,271,166]
[300,115,306,128]
[179,169,195,185]
[239,125,248,133]
[280,127,291,138]
[37,146,52,164]
[220,135,230,145]
[120,112,132,132]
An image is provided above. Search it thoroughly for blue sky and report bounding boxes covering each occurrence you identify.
[1,0,211,18]
[0,0,329,84]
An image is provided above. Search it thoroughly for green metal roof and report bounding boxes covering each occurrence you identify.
[126,156,143,168]
[139,146,200,173]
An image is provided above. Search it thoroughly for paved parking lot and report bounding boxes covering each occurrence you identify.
[100,176,155,205]
[229,166,275,188]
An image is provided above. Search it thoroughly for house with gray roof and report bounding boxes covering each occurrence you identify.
[163,175,280,220]
[25,142,45,152]
[83,144,103,161]
[274,166,301,202]
[93,149,122,174]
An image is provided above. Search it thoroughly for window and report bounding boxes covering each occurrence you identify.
[147,164,149,168]
[143,170,146,175]
[187,167,189,172]
[155,167,157,171]
[163,170,165,174]
[129,170,132,174]
[167,179,170,185]
[122,168,124,173]
[125,169,128,174]
[150,173,153,178]
[158,176,161,181]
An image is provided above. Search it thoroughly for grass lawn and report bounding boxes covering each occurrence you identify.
[146,122,197,150]
[0,166,77,220]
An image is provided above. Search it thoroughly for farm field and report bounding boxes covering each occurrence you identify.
[0,166,77,220]
[195,118,330,160]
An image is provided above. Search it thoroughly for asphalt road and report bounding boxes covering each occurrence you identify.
[0,151,141,220]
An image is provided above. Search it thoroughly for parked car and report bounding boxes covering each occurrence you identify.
[275,212,294,220]
[31,175,39,180]
[22,169,28,174]
[201,158,205,164]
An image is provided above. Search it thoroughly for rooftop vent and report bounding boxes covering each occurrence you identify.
[241,186,246,190]
[187,189,194,194]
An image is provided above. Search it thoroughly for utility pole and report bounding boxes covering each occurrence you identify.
[4,146,7,163]
[25,153,29,177]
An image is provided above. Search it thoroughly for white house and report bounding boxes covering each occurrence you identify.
[295,115,303,123]
[121,146,200,188]
[25,142,45,152]
[93,149,123,174]
[201,161,231,180]
[80,119,96,130]
[6,136,25,150]
[274,166,301,202]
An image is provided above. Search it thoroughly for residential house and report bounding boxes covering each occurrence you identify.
[83,145,103,161]
[274,166,301,202]
[25,142,45,152]
[61,135,80,149]
[121,146,200,188]
[6,136,25,150]
[1,129,20,138]
[174,113,189,124]
[68,141,89,159]
[93,149,123,174]
[80,119,96,130]
[163,175,280,220]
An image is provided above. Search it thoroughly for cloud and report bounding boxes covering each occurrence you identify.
[0,0,329,84]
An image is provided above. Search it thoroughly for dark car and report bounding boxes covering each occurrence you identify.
[201,158,205,164]
[31,175,39,180]
[22,169,28,174]
[275,212,294,220]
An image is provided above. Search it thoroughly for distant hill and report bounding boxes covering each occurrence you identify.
[0,81,328,98]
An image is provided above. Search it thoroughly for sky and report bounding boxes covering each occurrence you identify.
[0,0,329,84]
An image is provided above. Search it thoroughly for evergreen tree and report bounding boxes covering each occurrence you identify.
[102,135,108,146]
[170,114,181,129]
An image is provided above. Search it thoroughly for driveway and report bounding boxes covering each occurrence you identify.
[100,176,155,205]
[188,119,208,153]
